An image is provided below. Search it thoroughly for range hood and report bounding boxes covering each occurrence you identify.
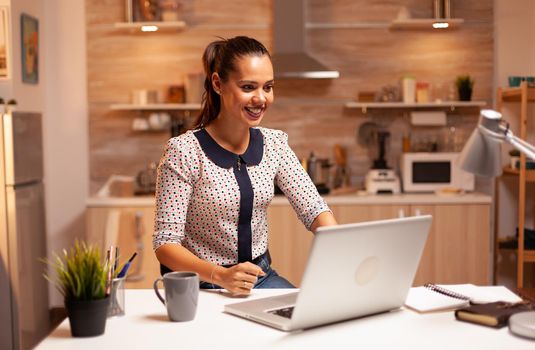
[272,0,339,79]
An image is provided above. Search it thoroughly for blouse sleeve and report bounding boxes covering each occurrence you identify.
[273,131,331,230]
[153,136,197,251]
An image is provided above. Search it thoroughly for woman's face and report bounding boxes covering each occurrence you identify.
[214,54,274,128]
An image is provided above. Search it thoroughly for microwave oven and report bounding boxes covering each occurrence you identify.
[400,152,475,192]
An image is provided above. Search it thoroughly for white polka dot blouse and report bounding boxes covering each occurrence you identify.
[153,127,331,266]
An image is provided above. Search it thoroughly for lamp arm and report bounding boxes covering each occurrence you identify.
[504,130,535,161]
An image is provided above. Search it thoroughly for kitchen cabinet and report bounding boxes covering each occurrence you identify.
[87,205,159,289]
[408,204,490,286]
[268,201,490,287]
[87,194,490,289]
[268,204,409,286]
[495,81,535,288]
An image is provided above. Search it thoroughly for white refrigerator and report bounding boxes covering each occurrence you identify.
[0,111,49,350]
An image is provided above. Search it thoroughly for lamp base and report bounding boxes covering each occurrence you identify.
[509,311,535,339]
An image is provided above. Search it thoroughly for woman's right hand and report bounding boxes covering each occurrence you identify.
[214,262,266,296]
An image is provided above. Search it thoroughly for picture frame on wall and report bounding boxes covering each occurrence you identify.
[21,13,38,84]
[0,6,10,79]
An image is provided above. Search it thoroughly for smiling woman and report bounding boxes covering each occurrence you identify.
[152,36,337,297]
[193,37,273,134]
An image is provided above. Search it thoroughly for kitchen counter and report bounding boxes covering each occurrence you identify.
[86,191,492,288]
[87,192,491,208]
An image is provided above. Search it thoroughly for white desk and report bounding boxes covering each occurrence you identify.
[36,289,533,350]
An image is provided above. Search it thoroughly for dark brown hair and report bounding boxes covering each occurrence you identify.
[192,36,271,129]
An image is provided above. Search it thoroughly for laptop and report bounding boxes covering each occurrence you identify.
[224,215,432,331]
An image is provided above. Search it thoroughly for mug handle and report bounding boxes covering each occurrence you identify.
[153,278,166,305]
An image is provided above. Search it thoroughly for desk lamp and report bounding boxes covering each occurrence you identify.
[459,109,535,176]
[458,109,535,339]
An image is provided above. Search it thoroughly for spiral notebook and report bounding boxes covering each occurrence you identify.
[404,283,522,313]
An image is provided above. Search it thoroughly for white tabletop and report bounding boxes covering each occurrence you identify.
[36,289,533,350]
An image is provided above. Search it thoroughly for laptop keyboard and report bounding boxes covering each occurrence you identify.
[269,306,294,319]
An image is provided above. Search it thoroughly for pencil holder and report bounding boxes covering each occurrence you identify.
[108,277,126,317]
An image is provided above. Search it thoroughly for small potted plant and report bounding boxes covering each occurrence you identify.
[43,240,110,337]
[456,75,475,101]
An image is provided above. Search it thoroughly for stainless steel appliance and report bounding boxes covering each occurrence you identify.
[304,152,331,194]
[0,112,49,350]
[272,0,339,79]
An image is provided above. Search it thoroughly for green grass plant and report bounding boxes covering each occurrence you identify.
[43,240,108,301]
[455,75,475,90]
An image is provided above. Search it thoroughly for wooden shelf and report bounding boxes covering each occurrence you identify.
[502,166,535,182]
[525,251,535,262]
[498,246,535,263]
[110,103,201,111]
[494,81,535,288]
[500,86,535,102]
[344,100,485,113]
[113,21,186,32]
[390,18,464,30]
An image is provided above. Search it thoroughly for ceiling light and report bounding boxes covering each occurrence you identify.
[432,22,449,29]
[141,25,158,32]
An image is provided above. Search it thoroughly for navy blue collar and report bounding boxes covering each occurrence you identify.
[194,128,264,169]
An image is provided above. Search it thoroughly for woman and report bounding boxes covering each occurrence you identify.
[153,36,337,296]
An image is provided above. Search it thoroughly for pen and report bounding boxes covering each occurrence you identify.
[105,247,115,295]
[117,252,138,278]
[114,246,119,273]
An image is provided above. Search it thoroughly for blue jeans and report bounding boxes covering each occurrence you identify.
[199,252,295,289]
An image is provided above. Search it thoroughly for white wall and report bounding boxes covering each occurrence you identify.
[0,0,88,308]
[42,0,88,307]
[494,0,535,287]
[494,1,535,88]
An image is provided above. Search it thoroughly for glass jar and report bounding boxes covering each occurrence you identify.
[416,82,430,103]
[159,0,181,22]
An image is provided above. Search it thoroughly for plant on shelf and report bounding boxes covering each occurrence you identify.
[455,75,475,101]
[43,240,110,337]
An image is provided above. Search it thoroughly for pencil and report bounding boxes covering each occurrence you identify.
[105,249,112,295]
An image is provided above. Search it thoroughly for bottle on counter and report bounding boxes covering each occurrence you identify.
[402,75,416,103]
[170,117,185,137]
[307,152,317,183]
[402,133,412,153]
[416,82,430,103]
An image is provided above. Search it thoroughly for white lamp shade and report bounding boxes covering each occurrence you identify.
[459,126,503,177]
